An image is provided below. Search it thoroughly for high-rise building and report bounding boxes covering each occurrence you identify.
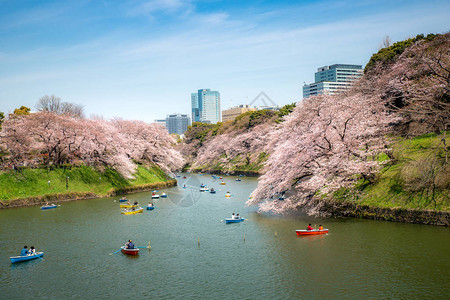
[222,105,257,122]
[191,89,221,124]
[154,119,167,127]
[166,113,190,135]
[303,64,363,98]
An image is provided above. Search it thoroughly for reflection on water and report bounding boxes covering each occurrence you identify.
[0,174,449,299]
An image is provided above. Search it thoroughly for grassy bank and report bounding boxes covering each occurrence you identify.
[0,165,176,207]
[335,133,449,212]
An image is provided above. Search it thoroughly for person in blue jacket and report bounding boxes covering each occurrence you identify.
[20,246,29,256]
[126,240,135,249]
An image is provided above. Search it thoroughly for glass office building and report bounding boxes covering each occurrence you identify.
[303,64,363,98]
[166,114,191,135]
[191,89,221,124]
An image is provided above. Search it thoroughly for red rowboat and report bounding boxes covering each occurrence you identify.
[120,246,139,255]
[296,229,329,236]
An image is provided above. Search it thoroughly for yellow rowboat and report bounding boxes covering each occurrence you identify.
[121,207,144,215]
[120,204,139,208]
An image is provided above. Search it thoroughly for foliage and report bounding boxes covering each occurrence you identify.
[248,88,396,214]
[365,33,437,73]
[276,103,296,123]
[0,112,184,178]
[353,133,449,211]
[0,112,4,130]
[13,106,31,115]
[36,95,85,118]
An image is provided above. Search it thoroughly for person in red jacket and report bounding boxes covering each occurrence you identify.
[307,224,313,231]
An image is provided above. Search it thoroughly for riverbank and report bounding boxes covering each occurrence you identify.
[317,199,450,226]
[0,165,177,208]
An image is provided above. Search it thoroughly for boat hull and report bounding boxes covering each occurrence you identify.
[120,204,139,208]
[119,199,127,202]
[225,218,244,224]
[152,195,160,199]
[121,246,139,255]
[11,252,44,263]
[146,206,155,210]
[121,208,144,215]
[41,205,57,210]
[160,195,167,198]
[210,191,216,194]
[296,229,329,236]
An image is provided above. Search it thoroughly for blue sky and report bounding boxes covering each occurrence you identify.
[0,0,449,122]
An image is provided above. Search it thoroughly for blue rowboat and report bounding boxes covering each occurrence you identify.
[160,194,168,198]
[146,206,155,210]
[10,252,44,263]
[235,178,242,181]
[119,199,127,202]
[225,217,244,224]
[210,190,216,194]
[40,205,57,210]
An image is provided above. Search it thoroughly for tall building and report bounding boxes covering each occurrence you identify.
[166,113,190,135]
[303,64,363,98]
[191,89,221,124]
[222,105,257,122]
[154,119,167,127]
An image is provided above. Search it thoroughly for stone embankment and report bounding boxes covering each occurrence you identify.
[319,200,450,226]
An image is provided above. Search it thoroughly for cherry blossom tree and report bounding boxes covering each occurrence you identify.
[191,123,273,172]
[0,112,184,178]
[247,91,396,215]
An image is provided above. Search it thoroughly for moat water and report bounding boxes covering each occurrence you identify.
[1,174,449,299]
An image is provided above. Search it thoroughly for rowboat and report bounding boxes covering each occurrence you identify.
[160,193,167,198]
[120,204,138,208]
[119,198,128,202]
[225,194,231,197]
[220,182,226,185]
[152,194,160,199]
[121,207,144,215]
[210,190,216,194]
[295,229,329,236]
[10,252,44,263]
[225,217,244,224]
[200,187,208,192]
[146,205,155,210]
[41,204,57,210]
[121,246,139,255]
[235,178,242,181]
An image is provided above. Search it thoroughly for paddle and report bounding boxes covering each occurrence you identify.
[109,248,122,255]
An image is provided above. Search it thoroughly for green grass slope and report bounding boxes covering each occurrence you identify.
[350,133,449,211]
[0,165,173,202]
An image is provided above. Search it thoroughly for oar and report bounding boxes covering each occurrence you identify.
[109,248,122,255]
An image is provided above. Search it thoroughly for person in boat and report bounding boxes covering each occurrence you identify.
[28,246,36,256]
[148,202,153,207]
[20,246,29,256]
[210,188,215,192]
[134,201,138,206]
[127,200,131,205]
[307,224,314,231]
[319,225,323,231]
[236,213,240,219]
[126,240,135,249]
[231,213,235,219]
